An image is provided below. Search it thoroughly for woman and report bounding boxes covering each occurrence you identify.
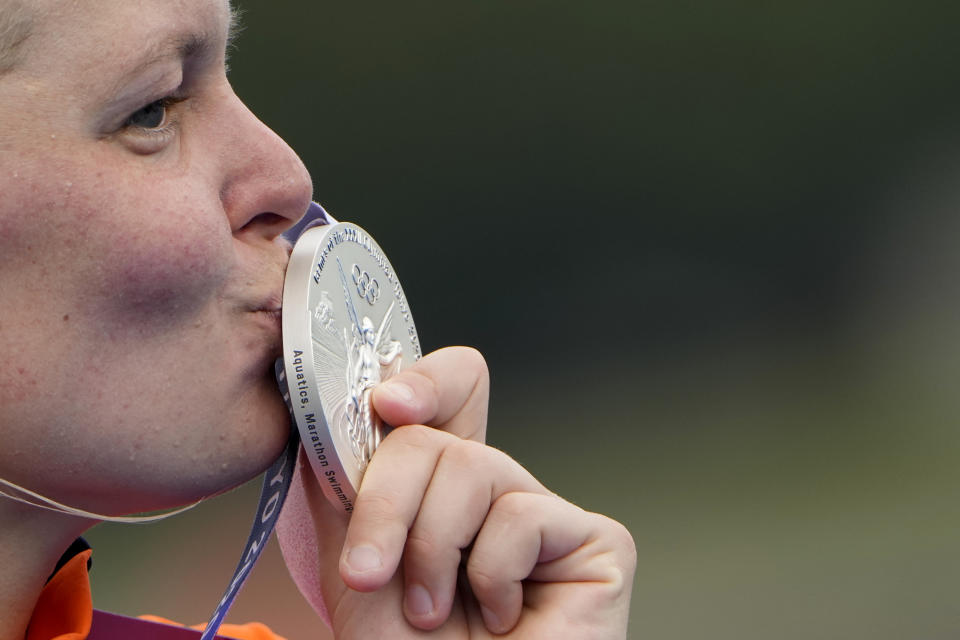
[0,0,636,638]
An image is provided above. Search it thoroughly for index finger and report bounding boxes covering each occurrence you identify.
[372,346,489,442]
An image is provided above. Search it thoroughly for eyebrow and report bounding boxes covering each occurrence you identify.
[111,2,243,89]
[0,2,32,76]
[119,33,213,83]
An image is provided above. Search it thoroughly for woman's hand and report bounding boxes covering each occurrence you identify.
[300,347,636,638]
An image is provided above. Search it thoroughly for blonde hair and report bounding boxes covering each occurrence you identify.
[0,0,31,75]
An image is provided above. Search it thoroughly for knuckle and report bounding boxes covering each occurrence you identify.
[405,368,439,399]
[489,491,530,520]
[460,346,489,381]
[438,437,488,471]
[404,527,440,557]
[590,514,638,588]
[404,529,463,572]
[354,489,403,525]
[437,346,489,390]
[462,348,490,401]
[385,423,442,451]
[465,556,501,599]
[603,516,638,567]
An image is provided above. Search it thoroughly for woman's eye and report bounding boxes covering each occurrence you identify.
[125,98,171,130]
[118,96,186,154]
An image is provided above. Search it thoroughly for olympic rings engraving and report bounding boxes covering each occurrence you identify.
[351,263,380,305]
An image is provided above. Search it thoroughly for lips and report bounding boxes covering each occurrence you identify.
[252,297,282,314]
[248,301,284,361]
[252,249,290,314]
[245,282,284,334]
[250,291,283,328]
[251,287,282,312]
[240,249,289,352]
[254,309,282,328]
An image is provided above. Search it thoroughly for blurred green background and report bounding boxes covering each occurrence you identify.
[87,1,960,638]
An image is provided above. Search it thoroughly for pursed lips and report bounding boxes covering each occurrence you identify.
[249,289,283,325]
[251,292,283,315]
[248,293,284,361]
[247,246,290,316]
[241,247,290,353]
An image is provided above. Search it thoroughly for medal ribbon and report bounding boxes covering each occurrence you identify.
[86,364,300,640]
[195,204,335,639]
[196,362,299,640]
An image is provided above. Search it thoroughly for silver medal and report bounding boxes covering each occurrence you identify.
[282,222,421,513]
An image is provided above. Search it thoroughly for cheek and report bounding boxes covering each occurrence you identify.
[91,205,233,324]
[2,148,235,330]
[63,179,235,328]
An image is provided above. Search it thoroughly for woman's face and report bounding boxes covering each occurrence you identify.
[0,0,313,513]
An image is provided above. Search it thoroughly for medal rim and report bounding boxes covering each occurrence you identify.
[281,222,419,514]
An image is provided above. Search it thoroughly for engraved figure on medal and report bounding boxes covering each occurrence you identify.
[308,257,403,473]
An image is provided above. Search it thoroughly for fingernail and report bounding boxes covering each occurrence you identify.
[345,545,382,573]
[406,583,434,616]
[480,605,502,632]
[381,380,415,403]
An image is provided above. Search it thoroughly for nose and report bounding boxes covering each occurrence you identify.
[216,92,314,240]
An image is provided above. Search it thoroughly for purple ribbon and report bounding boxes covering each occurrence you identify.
[195,363,300,640]
[194,204,334,638]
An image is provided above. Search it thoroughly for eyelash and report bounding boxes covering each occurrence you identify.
[123,95,186,139]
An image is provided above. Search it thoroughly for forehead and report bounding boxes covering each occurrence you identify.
[15,0,232,77]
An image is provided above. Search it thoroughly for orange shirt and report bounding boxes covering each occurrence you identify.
[27,549,286,640]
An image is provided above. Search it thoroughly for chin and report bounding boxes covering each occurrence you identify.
[116,384,294,514]
[212,386,293,490]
